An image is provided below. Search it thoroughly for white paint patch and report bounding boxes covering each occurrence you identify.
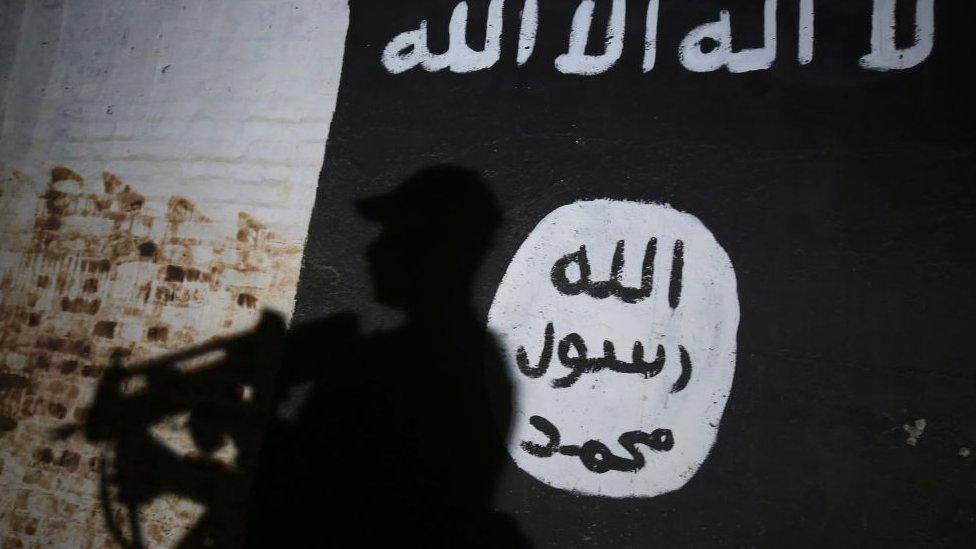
[488,200,739,498]
[642,0,660,73]
[381,0,504,74]
[678,0,777,74]
[517,0,539,66]
[798,0,815,65]
[860,0,935,71]
[555,0,626,75]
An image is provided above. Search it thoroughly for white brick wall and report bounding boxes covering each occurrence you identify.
[0,1,348,546]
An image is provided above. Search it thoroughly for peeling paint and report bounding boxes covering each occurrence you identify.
[902,418,926,446]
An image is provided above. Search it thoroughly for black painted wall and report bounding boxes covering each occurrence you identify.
[294,1,976,546]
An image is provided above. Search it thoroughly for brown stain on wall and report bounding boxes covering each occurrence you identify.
[237,293,257,309]
[0,162,304,547]
[92,321,116,339]
[60,297,101,315]
[146,325,168,342]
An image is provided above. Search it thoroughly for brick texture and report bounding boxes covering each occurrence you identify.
[0,1,348,546]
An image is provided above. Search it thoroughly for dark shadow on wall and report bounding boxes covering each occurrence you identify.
[64,166,526,548]
[56,314,286,548]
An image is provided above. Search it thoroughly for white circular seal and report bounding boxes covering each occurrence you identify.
[488,200,739,497]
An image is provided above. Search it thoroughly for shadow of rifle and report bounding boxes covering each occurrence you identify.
[55,311,287,548]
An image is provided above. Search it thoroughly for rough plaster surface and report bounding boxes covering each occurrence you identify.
[0,1,349,546]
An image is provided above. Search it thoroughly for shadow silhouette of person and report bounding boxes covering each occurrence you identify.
[247,166,525,547]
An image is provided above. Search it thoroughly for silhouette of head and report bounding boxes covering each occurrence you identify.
[358,165,500,309]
